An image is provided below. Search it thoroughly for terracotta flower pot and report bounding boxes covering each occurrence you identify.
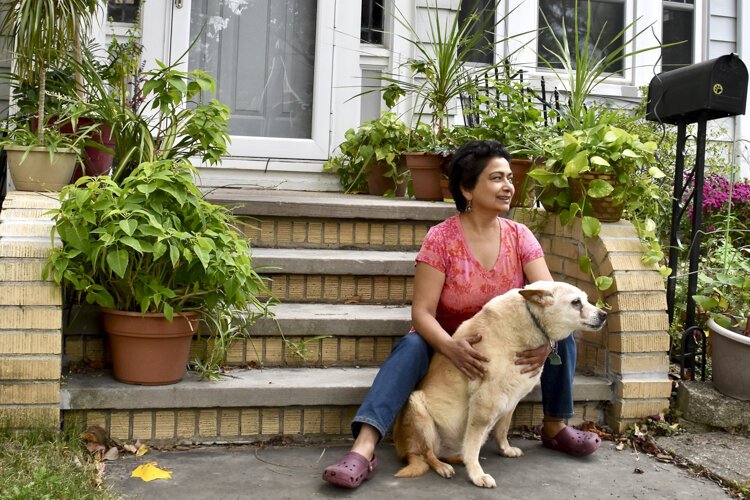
[101,309,200,386]
[366,159,407,197]
[403,152,443,201]
[509,158,537,208]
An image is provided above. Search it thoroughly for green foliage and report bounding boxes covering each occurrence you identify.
[43,160,274,376]
[0,425,115,499]
[462,76,550,158]
[0,120,92,161]
[324,111,410,194]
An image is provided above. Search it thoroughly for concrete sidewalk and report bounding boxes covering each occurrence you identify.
[103,437,732,499]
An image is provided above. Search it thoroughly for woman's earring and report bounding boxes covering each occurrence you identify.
[466,200,472,213]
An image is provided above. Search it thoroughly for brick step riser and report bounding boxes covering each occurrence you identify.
[62,401,605,445]
[65,335,405,371]
[259,274,413,305]
[241,215,432,251]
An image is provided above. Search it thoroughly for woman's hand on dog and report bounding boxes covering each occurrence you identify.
[446,335,490,380]
[515,344,552,376]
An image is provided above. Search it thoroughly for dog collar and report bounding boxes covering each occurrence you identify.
[525,302,550,341]
[526,302,561,364]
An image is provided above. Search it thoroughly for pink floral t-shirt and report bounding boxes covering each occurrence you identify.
[415,215,544,334]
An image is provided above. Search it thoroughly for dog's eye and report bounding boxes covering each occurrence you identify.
[571,298,582,307]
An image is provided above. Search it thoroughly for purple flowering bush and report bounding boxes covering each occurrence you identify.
[700,174,750,247]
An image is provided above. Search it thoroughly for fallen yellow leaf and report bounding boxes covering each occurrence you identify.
[136,444,149,457]
[131,462,172,482]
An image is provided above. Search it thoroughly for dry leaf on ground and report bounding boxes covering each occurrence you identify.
[136,444,149,457]
[131,462,172,482]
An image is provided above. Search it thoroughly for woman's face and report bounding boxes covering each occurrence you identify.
[462,156,514,213]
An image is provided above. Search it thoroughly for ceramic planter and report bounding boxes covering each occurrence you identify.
[403,152,443,201]
[707,317,750,401]
[5,145,78,192]
[101,309,200,386]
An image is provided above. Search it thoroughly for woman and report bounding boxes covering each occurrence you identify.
[322,140,601,489]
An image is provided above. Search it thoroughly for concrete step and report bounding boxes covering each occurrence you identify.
[207,189,455,252]
[207,188,456,222]
[61,368,612,444]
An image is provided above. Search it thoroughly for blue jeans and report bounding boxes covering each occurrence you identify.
[351,331,576,440]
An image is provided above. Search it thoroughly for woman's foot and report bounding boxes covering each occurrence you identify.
[322,451,379,489]
[540,425,601,457]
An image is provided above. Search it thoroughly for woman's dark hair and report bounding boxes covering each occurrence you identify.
[447,140,511,212]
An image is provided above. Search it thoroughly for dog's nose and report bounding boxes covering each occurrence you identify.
[598,310,607,322]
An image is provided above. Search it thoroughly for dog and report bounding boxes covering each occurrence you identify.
[392,281,607,488]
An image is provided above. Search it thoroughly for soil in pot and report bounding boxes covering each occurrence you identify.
[102,309,200,386]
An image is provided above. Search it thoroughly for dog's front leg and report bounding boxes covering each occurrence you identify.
[493,409,523,458]
[462,394,499,488]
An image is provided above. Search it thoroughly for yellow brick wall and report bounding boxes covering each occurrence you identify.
[513,209,670,432]
[0,192,63,430]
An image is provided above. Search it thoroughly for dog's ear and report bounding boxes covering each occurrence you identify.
[519,289,554,306]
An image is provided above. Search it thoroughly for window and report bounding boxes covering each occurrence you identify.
[361,0,384,44]
[107,0,140,24]
[458,0,496,64]
[537,0,626,74]
[662,1,694,69]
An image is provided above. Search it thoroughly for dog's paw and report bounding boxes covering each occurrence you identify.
[434,462,455,479]
[471,473,497,488]
[499,446,523,458]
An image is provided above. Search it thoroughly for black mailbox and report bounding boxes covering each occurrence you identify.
[647,54,748,125]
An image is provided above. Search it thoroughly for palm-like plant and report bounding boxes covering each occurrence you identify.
[381,0,521,142]
[0,0,100,141]
[536,0,669,129]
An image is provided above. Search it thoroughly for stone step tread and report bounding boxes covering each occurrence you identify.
[253,247,416,275]
[207,188,455,222]
[251,303,410,337]
[61,368,612,410]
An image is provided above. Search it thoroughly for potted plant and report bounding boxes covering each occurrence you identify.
[324,111,410,196]
[43,159,273,385]
[379,0,513,200]
[0,0,100,190]
[0,120,92,191]
[463,76,550,207]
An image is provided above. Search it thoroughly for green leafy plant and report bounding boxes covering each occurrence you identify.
[0,121,91,162]
[43,159,274,377]
[324,111,410,195]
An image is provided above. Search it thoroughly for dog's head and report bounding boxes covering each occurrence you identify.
[519,281,607,341]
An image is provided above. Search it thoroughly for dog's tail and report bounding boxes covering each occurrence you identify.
[394,454,430,478]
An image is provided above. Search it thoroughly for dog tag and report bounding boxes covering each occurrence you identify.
[548,350,562,366]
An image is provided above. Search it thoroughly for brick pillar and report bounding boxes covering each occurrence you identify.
[0,192,63,429]
[513,210,673,433]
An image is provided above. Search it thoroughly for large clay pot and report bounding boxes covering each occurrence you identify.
[101,309,200,386]
[366,159,407,197]
[571,172,624,222]
[403,152,443,201]
[5,145,78,192]
[707,318,750,401]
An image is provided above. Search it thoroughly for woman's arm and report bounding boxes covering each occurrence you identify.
[524,256,553,283]
[412,262,489,379]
